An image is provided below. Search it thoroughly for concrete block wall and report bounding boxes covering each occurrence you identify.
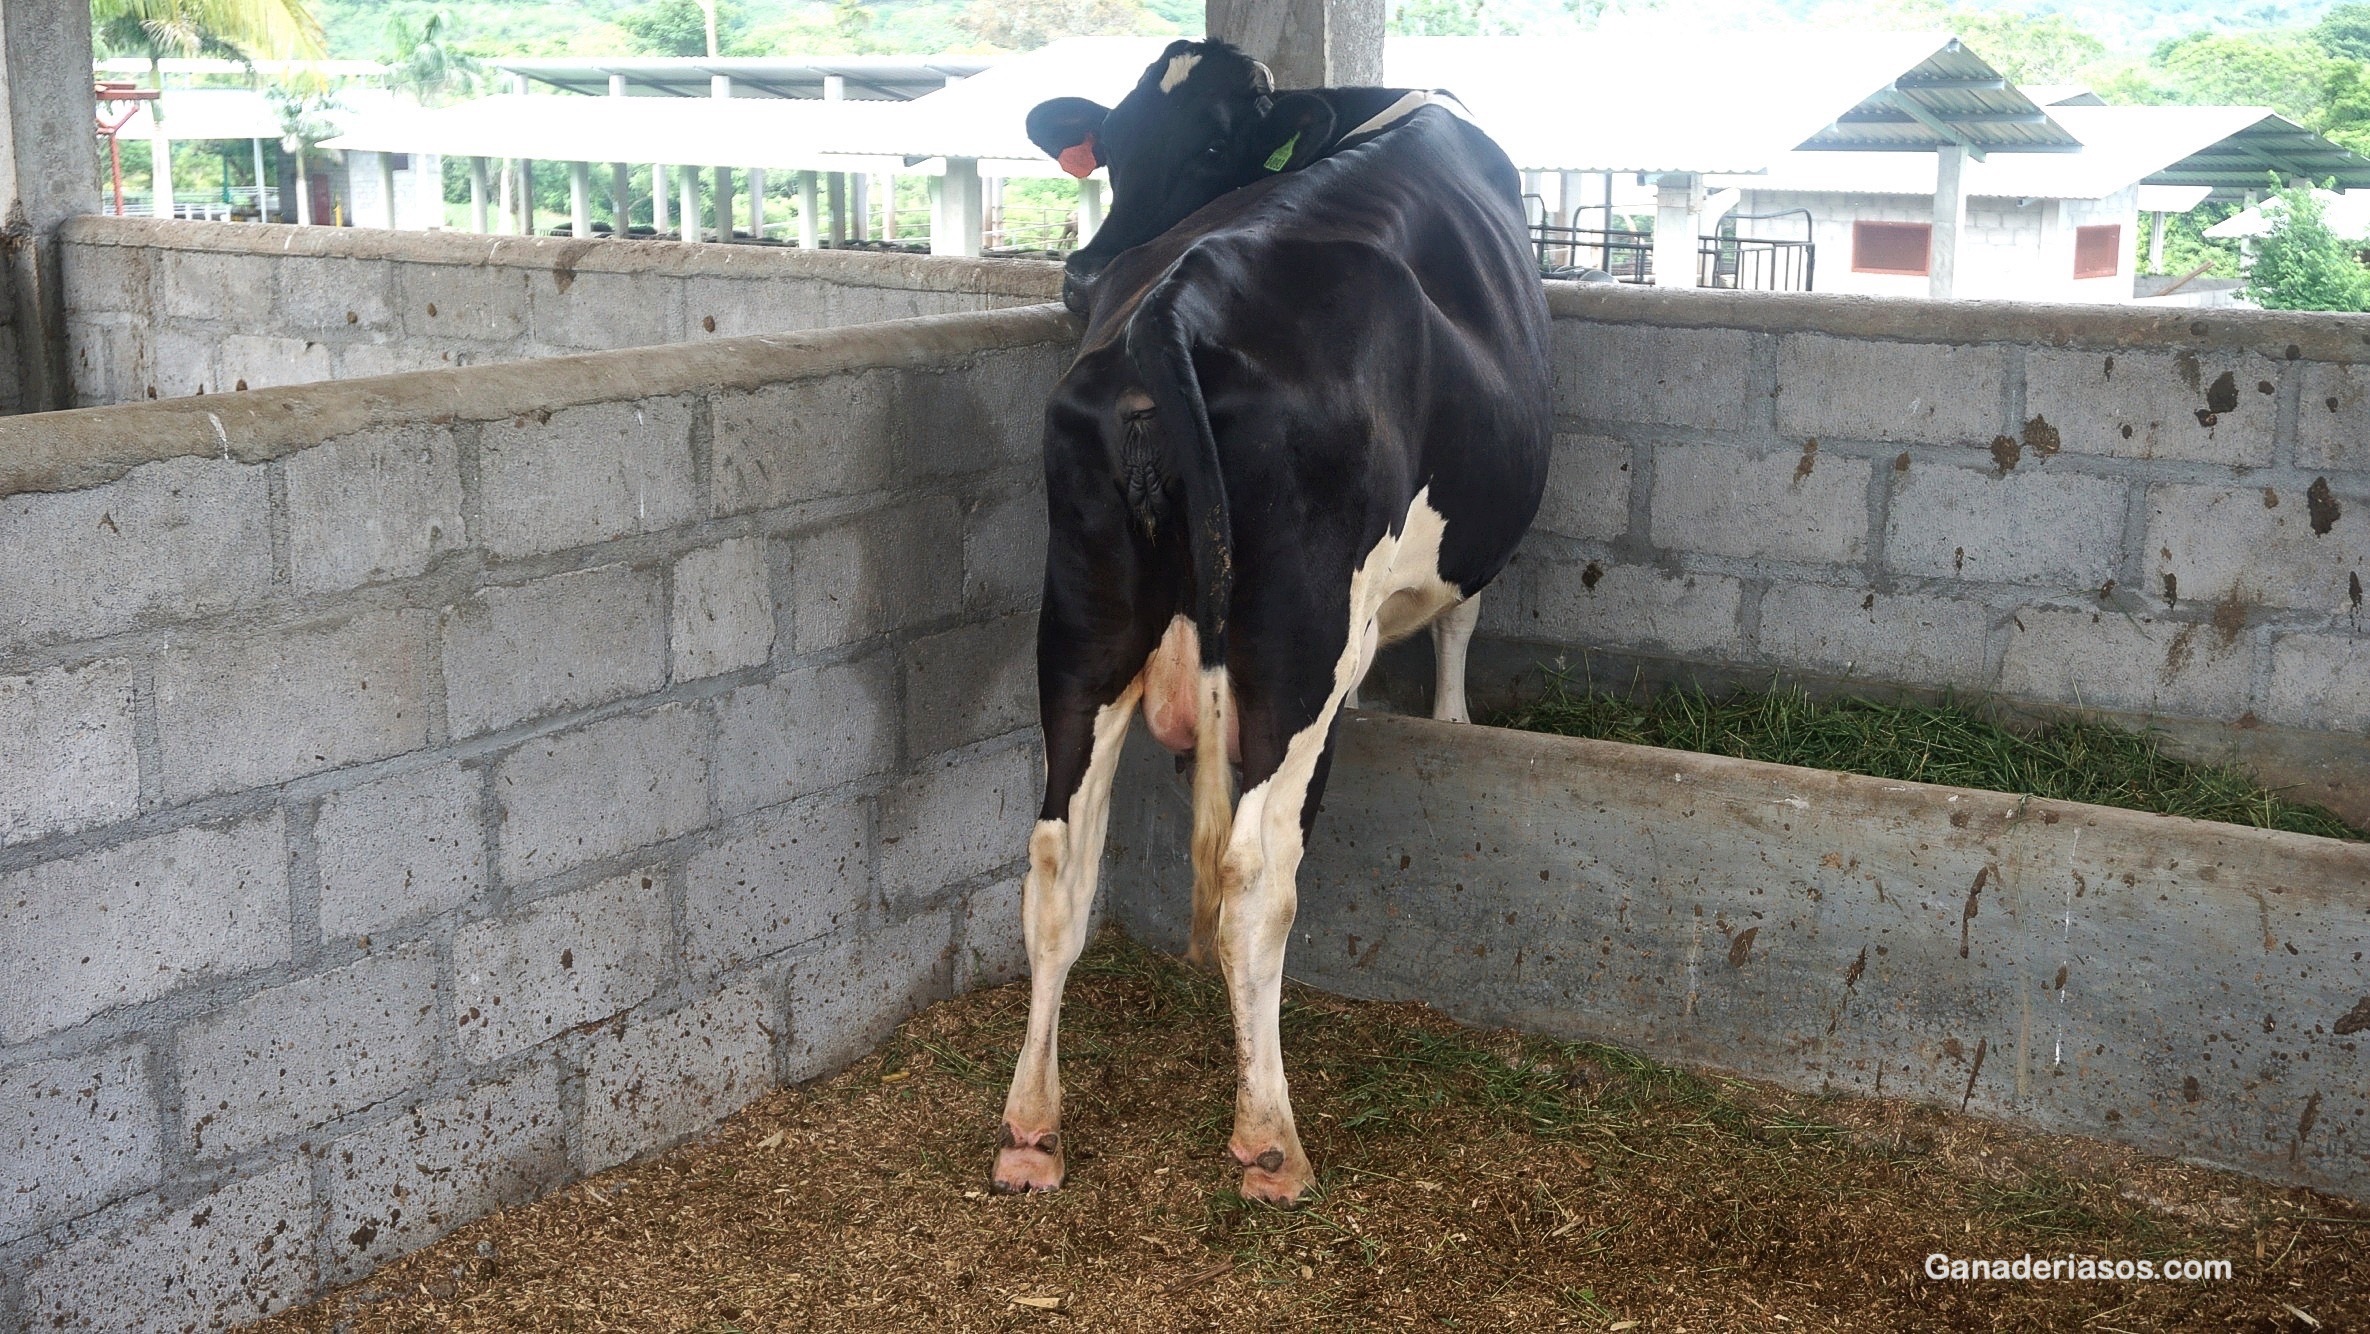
[0,304,1075,1330]
[56,216,1064,408]
[1481,284,2369,753]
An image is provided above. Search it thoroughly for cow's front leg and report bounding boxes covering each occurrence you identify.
[994,680,1143,1194]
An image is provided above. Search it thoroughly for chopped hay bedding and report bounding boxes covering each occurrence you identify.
[258,931,2366,1333]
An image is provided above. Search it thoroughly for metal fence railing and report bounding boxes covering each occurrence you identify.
[1529,223,1816,292]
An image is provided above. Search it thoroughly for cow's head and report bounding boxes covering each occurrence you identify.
[1027,40,1337,310]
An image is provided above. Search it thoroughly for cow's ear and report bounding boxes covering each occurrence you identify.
[1027,97,1111,177]
[1249,93,1336,173]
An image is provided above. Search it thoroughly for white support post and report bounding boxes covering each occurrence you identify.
[850,173,868,241]
[416,152,442,229]
[678,166,699,245]
[827,172,846,246]
[609,72,628,98]
[798,170,819,248]
[1077,177,1104,245]
[518,158,536,235]
[2149,210,2167,273]
[714,166,732,241]
[933,158,982,257]
[251,138,269,217]
[150,125,174,219]
[823,74,845,101]
[497,156,512,234]
[1653,173,1701,288]
[881,174,898,240]
[612,162,631,237]
[746,167,764,240]
[569,160,591,237]
[1931,143,1967,299]
[469,156,489,232]
[377,152,398,228]
[653,164,669,235]
[1557,169,1582,228]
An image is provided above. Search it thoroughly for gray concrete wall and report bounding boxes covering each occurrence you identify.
[1104,713,2370,1201]
[1441,283,2370,819]
[0,304,1075,1330]
[57,217,1064,407]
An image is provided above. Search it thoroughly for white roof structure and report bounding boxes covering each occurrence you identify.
[2205,189,2370,239]
[324,93,918,174]
[110,87,408,143]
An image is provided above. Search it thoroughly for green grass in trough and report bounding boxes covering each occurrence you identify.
[1493,679,2366,842]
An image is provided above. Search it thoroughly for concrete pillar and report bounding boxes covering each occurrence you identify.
[497,155,512,234]
[798,171,819,248]
[570,160,592,237]
[881,174,898,240]
[1653,173,1700,289]
[1930,143,1967,300]
[850,173,868,241]
[609,72,628,98]
[653,164,670,235]
[1078,177,1104,244]
[1207,0,1383,87]
[518,158,536,234]
[2149,211,2167,273]
[823,74,845,100]
[1557,170,1582,228]
[933,158,982,257]
[827,172,846,245]
[746,167,765,240]
[251,137,269,217]
[678,166,700,244]
[714,165,732,241]
[293,151,312,225]
[469,156,489,232]
[149,124,174,219]
[416,151,442,229]
[612,162,631,237]
[1,0,98,410]
[377,152,398,228]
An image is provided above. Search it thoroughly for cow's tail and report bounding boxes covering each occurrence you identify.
[1128,262,1233,968]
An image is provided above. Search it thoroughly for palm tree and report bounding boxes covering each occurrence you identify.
[383,10,481,107]
[93,0,325,216]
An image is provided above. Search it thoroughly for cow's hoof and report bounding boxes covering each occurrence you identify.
[991,1124,1064,1194]
[1230,1143,1312,1206]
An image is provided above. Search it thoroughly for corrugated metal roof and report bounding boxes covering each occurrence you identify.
[322,94,921,174]
[491,56,992,102]
[2142,111,2370,197]
[2205,188,2370,238]
[1795,39,2076,155]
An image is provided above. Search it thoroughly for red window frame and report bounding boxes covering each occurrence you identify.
[2073,224,2122,279]
[1852,221,1932,276]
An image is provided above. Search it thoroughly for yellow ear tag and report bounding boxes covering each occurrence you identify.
[1264,133,1299,172]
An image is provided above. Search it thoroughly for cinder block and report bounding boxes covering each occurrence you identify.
[442,564,666,738]
[1534,434,1632,542]
[580,977,778,1171]
[710,372,895,515]
[332,339,459,380]
[0,455,270,647]
[156,609,435,802]
[790,497,966,652]
[2147,480,2370,614]
[905,612,1038,757]
[175,942,442,1159]
[1884,462,2127,587]
[150,328,214,397]
[24,1157,315,1333]
[530,268,680,350]
[152,248,275,325]
[2298,362,2370,470]
[0,658,138,847]
[890,344,1067,481]
[1755,585,1992,688]
[713,654,897,818]
[285,424,465,595]
[215,333,333,390]
[322,1063,566,1283]
[0,1041,159,1246]
[478,397,698,560]
[2265,632,2370,732]
[397,261,532,343]
[61,241,152,317]
[0,813,290,1044]
[274,255,395,337]
[1529,561,1744,659]
[956,876,1026,992]
[1555,321,1757,431]
[315,761,488,939]
[671,537,776,681]
[1650,441,1871,565]
[684,274,832,339]
[493,704,710,885]
[877,742,1038,908]
[962,484,1048,618]
[683,794,869,976]
[1773,335,2004,445]
[65,316,136,407]
[2024,346,2277,465]
[784,907,953,1082]
[452,873,672,1062]
[1998,606,2252,718]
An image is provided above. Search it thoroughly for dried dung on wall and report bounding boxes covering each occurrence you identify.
[257,931,2368,1333]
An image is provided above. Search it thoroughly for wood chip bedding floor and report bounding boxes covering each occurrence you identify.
[255,930,2367,1333]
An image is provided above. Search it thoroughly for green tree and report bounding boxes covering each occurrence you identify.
[2148,32,2336,122]
[382,10,479,106]
[617,0,746,56]
[2319,58,2370,156]
[2246,180,2370,311]
[2313,2,2370,61]
[957,0,1170,51]
[1390,0,1481,35]
[92,0,325,67]
[1950,10,2106,86]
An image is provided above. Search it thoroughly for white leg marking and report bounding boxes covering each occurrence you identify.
[997,682,1143,1188]
[1431,592,1480,724]
[1160,53,1202,93]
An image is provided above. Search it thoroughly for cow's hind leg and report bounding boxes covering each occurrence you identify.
[1431,591,1480,723]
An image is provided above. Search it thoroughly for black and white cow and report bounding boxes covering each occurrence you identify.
[993,39,1552,1205]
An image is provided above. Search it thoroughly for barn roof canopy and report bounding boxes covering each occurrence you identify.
[489,56,993,102]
